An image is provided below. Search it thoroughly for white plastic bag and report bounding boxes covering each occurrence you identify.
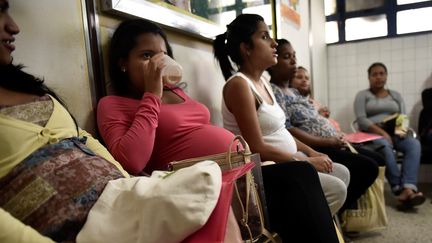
[77,161,222,243]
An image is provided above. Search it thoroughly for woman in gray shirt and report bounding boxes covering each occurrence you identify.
[354,62,424,210]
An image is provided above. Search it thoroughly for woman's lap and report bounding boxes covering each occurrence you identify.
[261,161,339,243]
[314,147,379,211]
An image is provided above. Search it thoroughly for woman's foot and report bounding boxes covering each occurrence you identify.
[397,188,426,210]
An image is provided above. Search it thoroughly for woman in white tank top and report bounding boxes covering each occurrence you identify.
[222,72,297,153]
[214,14,350,216]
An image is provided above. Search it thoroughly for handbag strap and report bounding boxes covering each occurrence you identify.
[253,175,278,243]
[227,135,251,169]
[261,228,278,243]
[233,171,277,243]
[228,136,277,242]
[228,136,253,241]
[234,172,253,241]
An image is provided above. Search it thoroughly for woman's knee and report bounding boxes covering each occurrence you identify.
[331,162,350,186]
[319,174,347,214]
[374,138,391,147]
[290,160,317,173]
[398,137,421,153]
[328,179,347,215]
[361,155,379,180]
[262,161,319,187]
[270,161,317,177]
[329,177,348,199]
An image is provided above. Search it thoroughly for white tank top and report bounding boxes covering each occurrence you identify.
[222,72,297,154]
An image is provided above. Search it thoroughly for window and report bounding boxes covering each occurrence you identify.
[243,4,273,27]
[325,0,432,43]
[397,7,432,34]
[324,0,337,15]
[325,21,339,43]
[345,0,385,12]
[345,15,388,40]
[397,0,430,4]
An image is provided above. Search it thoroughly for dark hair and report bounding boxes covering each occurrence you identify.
[267,38,292,76]
[275,39,290,55]
[0,64,68,106]
[0,63,78,133]
[109,18,173,95]
[213,14,264,80]
[367,62,387,76]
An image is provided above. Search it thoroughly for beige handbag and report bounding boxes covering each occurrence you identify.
[169,135,253,171]
[170,135,278,243]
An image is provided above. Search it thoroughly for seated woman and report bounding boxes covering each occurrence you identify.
[212,14,350,217]
[268,39,379,213]
[0,2,128,242]
[354,62,425,208]
[97,18,341,242]
[291,66,341,132]
[290,66,386,168]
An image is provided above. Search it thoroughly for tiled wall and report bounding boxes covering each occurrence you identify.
[326,33,432,133]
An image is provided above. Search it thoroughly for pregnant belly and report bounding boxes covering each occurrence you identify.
[154,125,235,170]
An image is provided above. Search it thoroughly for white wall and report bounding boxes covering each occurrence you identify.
[277,1,328,104]
[310,1,328,104]
[10,0,95,133]
[327,34,432,132]
[278,1,311,69]
[170,43,226,126]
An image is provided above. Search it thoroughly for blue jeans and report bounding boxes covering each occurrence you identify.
[371,136,421,193]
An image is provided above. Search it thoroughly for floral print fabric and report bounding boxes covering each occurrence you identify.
[0,95,52,126]
[271,84,337,138]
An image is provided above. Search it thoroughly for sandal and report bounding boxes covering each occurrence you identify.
[398,191,426,209]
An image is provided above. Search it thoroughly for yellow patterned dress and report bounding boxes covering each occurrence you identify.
[0,95,125,242]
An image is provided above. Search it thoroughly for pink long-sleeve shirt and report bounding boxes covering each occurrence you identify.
[97,88,234,175]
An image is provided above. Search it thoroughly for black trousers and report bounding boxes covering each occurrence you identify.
[354,145,387,166]
[261,161,339,243]
[314,147,380,212]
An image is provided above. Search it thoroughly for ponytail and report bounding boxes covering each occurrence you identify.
[213,14,264,81]
[213,32,235,80]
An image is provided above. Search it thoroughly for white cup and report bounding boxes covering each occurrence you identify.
[161,55,183,85]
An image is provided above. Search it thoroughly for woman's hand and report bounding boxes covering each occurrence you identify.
[326,135,346,148]
[368,124,393,145]
[142,52,166,98]
[306,155,333,173]
[377,129,393,145]
[376,127,393,145]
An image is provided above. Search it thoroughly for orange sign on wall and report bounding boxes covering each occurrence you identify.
[281,0,301,29]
